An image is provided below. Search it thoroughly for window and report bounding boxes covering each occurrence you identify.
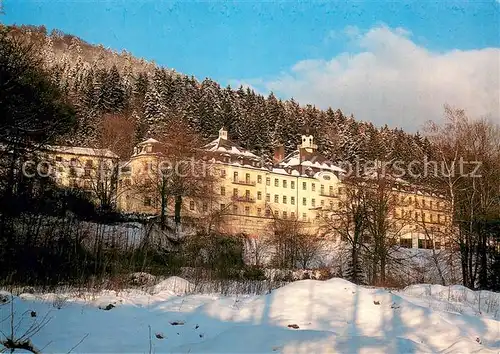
[312,183,316,191]
[400,238,412,248]
[266,177,270,186]
[303,197,307,206]
[302,182,307,190]
[246,173,250,184]
[245,206,250,215]
[283,211,287,219]
[283,196,287,204]
[302,213,307,220]
[291,212,295,219]
[56,156,62,162]
[220,203,225,210]
[144,197,151,206]
[233,171,238,182]
[418,239,432,249]
[266,193,270,202]
[321,200,325,207]
[339,187,344,195]
[329,186,334,195]
[438,214,441,223]
[203,202,208,212]
[274,210,279,217]
[265,209,271,217]
[291,181,295,189]
[274,194,279,203]
[320,185,324,194]
[245,190,250,200]
[220,187,226,196]
[291,196,295,205]
[315,213,320,219]
[257,208,262,216]
[283,180,287,188]
[430,214,434,223]
[220,169,226,177]
[257,191,262,200]
[329,201,333,209]
[312,198,316,207]
[233,188,238,197]
[274,178,279,187]
[257,175,262,184]
[430,201,433,209]
[233,205,238,214]
[189,201,195,210]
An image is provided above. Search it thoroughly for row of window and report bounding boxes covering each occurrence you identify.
[396,209,448,224]
[221,186,343,209]
[400,196,444,209]
[222,170,342,194]
[400,239,443,249]
[218,203,319,220]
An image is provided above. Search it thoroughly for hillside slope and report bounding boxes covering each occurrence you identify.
[4,24,433,167]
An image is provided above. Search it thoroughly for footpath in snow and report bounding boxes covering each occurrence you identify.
[1,277,499,353]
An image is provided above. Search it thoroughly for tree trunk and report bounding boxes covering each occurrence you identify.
[174,195,182,224]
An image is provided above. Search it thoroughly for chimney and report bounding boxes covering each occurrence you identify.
[273,145,285,164]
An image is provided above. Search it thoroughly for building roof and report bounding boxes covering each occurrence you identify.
[202,137,260,159]
[278,150,345,173]
[138,138,160,145]
[45,145,119,159]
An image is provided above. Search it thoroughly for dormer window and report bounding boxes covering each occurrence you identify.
[146,145,152,153]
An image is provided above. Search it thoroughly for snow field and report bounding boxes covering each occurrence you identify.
[0,277,498,353]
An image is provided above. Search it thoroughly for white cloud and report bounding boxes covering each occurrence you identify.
[257,25,500,131]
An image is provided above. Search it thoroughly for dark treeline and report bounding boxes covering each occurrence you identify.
[0,24,499,291]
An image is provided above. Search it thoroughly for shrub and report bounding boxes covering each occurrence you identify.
[242,266,266,281]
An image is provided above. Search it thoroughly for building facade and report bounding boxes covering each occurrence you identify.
[40,145,120,208]
[116,128,452,249]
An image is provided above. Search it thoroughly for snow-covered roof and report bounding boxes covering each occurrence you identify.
[271,167,302,176]
[138,138,160,145]
[202,137,260,159]
[45,145,119,159]
[278,150,345,173]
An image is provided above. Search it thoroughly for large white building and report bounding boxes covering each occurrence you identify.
[116,127,452,249]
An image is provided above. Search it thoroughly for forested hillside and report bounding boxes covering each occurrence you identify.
[6,24,432,165]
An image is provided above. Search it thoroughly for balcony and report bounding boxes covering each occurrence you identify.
[232,179,256,186]
[232,196,256,203]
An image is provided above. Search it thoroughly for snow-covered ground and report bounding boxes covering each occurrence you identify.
[1,277,499,353]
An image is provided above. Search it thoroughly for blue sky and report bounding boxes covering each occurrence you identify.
[3,1,498,83]
[2,1,499,129]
